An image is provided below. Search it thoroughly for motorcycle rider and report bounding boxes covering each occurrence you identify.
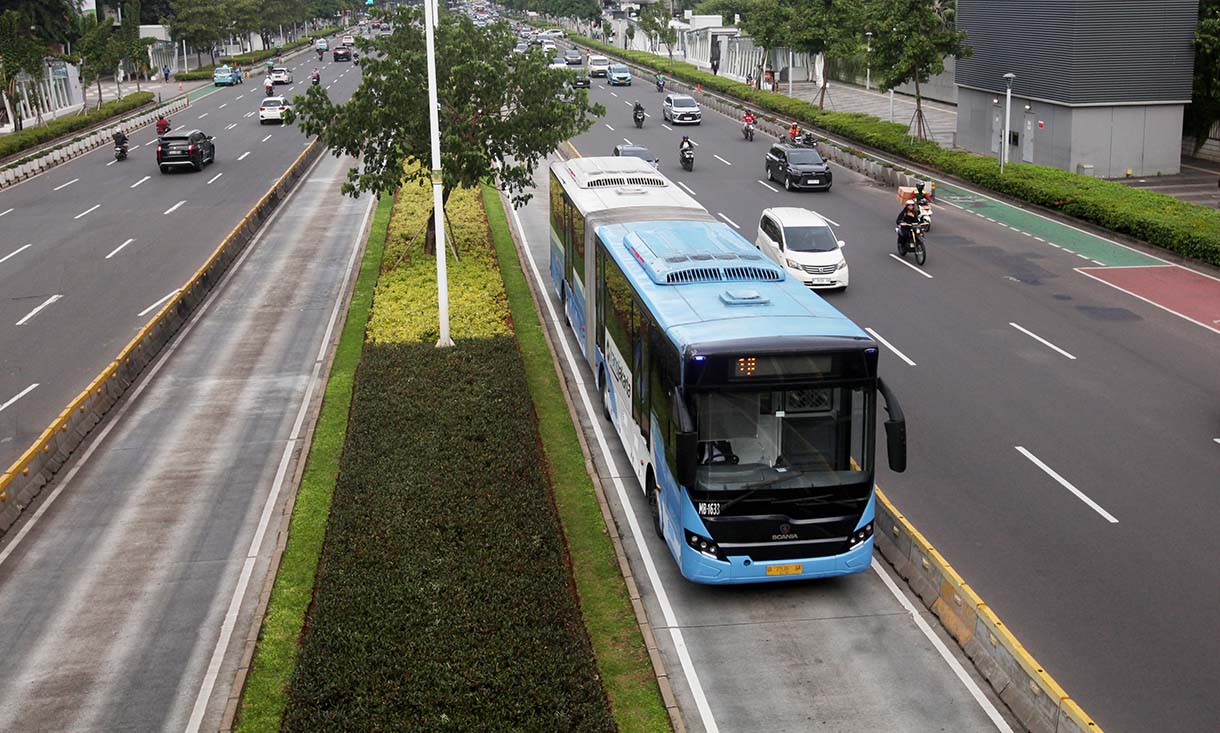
[655,72,665,91]
[155,114,170,135]
[264,74,274,96]
[895,199,921,247]
[788,122,799,141]
[312,67,320,84]
[743,111,757,126]
[633,100,645,117]
[112,129,128,151]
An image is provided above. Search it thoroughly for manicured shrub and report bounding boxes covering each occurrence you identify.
[175,26,344,81]
[282,338,616,732]
[573,34,1220,267]
[0,92,155,163]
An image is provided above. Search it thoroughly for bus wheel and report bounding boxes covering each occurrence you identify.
[647,473,663,539]
[600,373,612,421]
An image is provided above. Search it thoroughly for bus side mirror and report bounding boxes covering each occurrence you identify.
[676,431,698,487]
[877,378,907,473]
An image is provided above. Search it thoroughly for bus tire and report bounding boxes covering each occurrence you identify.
[647,471,663,539]
[600,373,611,421]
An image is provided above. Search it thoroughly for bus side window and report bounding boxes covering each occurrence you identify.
[595,245,606,351]
[632,300,649,443]
[650,327,674,471]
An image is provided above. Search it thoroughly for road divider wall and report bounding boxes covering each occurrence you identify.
[873,490,1099,733]
[0,139,324,535]
[0,95,191,190]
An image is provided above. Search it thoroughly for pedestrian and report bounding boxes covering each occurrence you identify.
[163,64,171,83]
[711,59,719,76]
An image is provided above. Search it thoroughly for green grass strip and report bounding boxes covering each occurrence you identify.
[481,183,671,733]
[235,191,393,733]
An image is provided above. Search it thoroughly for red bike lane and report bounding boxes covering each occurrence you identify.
[1077,265,1220,335]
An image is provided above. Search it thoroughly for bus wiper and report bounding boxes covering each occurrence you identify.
[718,470,803,513]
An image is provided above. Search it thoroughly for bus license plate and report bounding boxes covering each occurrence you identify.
[766,563,803,577]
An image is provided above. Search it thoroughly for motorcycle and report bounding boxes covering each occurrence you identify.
[680,146,694,172]
[655,77,665,93]
[793,131,819,148]
[265,83,274,97]
[895,223,927,266]
[155,119,171,136]
[633,108,645,129]
[113,141,128,161]
[311,74,320,86]
[742,120,755,141]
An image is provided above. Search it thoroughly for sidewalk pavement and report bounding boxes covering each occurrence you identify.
[1117,155,1220,209]
[782,80,959,146]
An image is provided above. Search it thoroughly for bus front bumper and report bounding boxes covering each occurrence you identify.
[680,536,874,585]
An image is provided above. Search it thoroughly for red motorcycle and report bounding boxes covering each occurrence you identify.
[155,118,171,135]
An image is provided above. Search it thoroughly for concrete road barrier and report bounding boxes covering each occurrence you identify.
[0,139,324,533]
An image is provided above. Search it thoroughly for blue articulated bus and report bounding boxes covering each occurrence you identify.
[549,157,907,584]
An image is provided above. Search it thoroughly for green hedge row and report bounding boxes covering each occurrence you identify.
[573,34,1220,267]
[176,25,344,81]
[0,91,155,163]
[282,338,615,731]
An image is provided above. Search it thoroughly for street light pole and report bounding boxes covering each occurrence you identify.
[865,31,872,91]
[424,0,453,347]
[1001,72,1015,174]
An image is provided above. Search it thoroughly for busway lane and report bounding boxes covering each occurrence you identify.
[509,158,1018,733]
[0,58,364,469]
[572,76,1220,731]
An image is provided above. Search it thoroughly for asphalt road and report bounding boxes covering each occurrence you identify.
[0,51,363,470]
[550,75,1220,732]
[0,150,374,731]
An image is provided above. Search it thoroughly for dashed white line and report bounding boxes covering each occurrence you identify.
[1033,236,1045,241]
[887,253,934,278]
[74,204,100,219]
[144,139,158,146]
[864,327,917,366]
[238,151,251,161]
[226,123,237,130]
[130,175,150,188]
[15,294,62,326]
[244,111,256,118]
[261,134,273,142]
[163,200,186,215]
[138,289,180,317]
[661,123,673,131]
[605,123,615,131]
[207,172,224,185]
[610,91,618,97]
[818,214,841,226]
[623,137,633,145]
[689,139,699,146]
[236,94,244,100]
[198,112,209,119]
[1009,322,1077,360]
[1015,447,1118,523]
[173,124,186,131]
[53,177,79,191]
[0,384,38,413]
[758,180,778,192]
[717,212,739,229]
[219,103,228,109]
[0,208,13,218]
[1214,438,1220,446]
[0,243,32,264]
[677,181,697,196]
[713,154,732,166]
[106,238,135,259]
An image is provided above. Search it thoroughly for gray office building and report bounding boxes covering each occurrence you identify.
[955,1,1197,178]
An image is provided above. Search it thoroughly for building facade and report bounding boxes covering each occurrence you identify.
[955,0,1197,178]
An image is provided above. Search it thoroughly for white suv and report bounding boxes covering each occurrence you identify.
[258,96,292,124]
[755,207,848,290]
[269,67,293,84]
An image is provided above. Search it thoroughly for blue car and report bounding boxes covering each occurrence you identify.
[607,64,632,86]
[212,66,243,86]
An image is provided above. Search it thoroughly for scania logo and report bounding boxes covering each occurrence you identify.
[779,523,791,534]
[772,523,796,541]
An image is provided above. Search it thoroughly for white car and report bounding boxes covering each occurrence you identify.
[541,40,557,53]
[540,28,565,38]
[341,34,355,46]
[755,207,849,290]
[269,67,292,84]
[548,56,568,69]
[587,54,610,77]
[662,94,702,125]
[258,96,292,124]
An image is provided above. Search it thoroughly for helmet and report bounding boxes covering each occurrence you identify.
[905,199,916,206]
[682,135,689,141]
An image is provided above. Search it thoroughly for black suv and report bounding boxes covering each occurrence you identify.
[157,130,215,173]
[764,143,832,191]
[333,47,352,61]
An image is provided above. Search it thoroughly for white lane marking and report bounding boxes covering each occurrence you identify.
[888,253,934,279]
[623,100,631,106]
[106,238,135,259]
[1214,438,1220,446]
[817,214,842,227]
[758,180,778,192]
[218,103,228,109]
[661,123,673,131]
[610,91,618,97]
[1033,236,1045,242]
[244,111,255,118]
[207,172,224,185]
[74,204,101,219]
[871,559,1015,731]
[173,124,186,131]
[717,212,739,229]
[197,112,209,119]
[15,294,62,326]
[130,175,151,189]
[864,327,916,366]
[236,94,244,100]
[106,159,116,166]
[713,154,732,166]
[163,200,186,215]
[0,208,13,217]
[677,181,697,197]
[53,177,79,191]
[605,123,615,131]
[137,289,179,317]
[505,198,720,733]
[1009,322,1077,360]
[145,139,157,146]
[186,190,376,733]
[226,123,237,131]
[0,243,32,264]
[622,137,632,145]
[1015,447,1118,523]
[0,384,38,413]
[261,134,273,142]
[689,139,699,146]
[238,151,251,161]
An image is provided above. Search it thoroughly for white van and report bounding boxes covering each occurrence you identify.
[755,207,849,290]
[588,54,611,77]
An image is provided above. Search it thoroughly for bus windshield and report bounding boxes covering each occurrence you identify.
[691,384,871,491]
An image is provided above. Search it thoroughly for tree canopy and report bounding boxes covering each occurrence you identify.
[1186,0,1220,150]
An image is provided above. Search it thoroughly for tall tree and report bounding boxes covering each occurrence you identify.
[0,0,79,45]
[787,0,865,107]
[119,0,153,91]
[865,0,970,139]
[292,6,603,253]
[225,0,261,52]
[1186,0,1220,151]
[0,9,50,131]
[167,0,224,66]
[637,1,677,60]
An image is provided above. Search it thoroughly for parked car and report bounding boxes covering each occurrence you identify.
[563,49,583,65]
[333,47,352,61]
[662,94,702,124]
[755,207,848,290]
[269,66,293,84]
[588,54,610,77]
[258,96,293,124]
[608,63,632,86]
[156,129,215,173]
[764,143,833,191]
[212,66,243,86]
[613,143,658,168]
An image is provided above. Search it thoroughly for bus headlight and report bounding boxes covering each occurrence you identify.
[686,531,727,561]
[848,522,874,547]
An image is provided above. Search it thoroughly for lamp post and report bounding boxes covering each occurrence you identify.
[1001,72,1015,174]
[865,31,872,91]
[424,0,453,347]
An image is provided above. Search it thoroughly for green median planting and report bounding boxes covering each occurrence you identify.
[0,92,155,163]
[572,33,1220,268]
[176,26,344,81]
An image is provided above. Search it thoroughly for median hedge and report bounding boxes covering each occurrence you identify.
[572,33,1220,267]
[281,337,616,732]
[175,25,344,81]
[0,91,155,163]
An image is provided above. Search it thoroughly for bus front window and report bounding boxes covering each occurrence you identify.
[691,386,872,491]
